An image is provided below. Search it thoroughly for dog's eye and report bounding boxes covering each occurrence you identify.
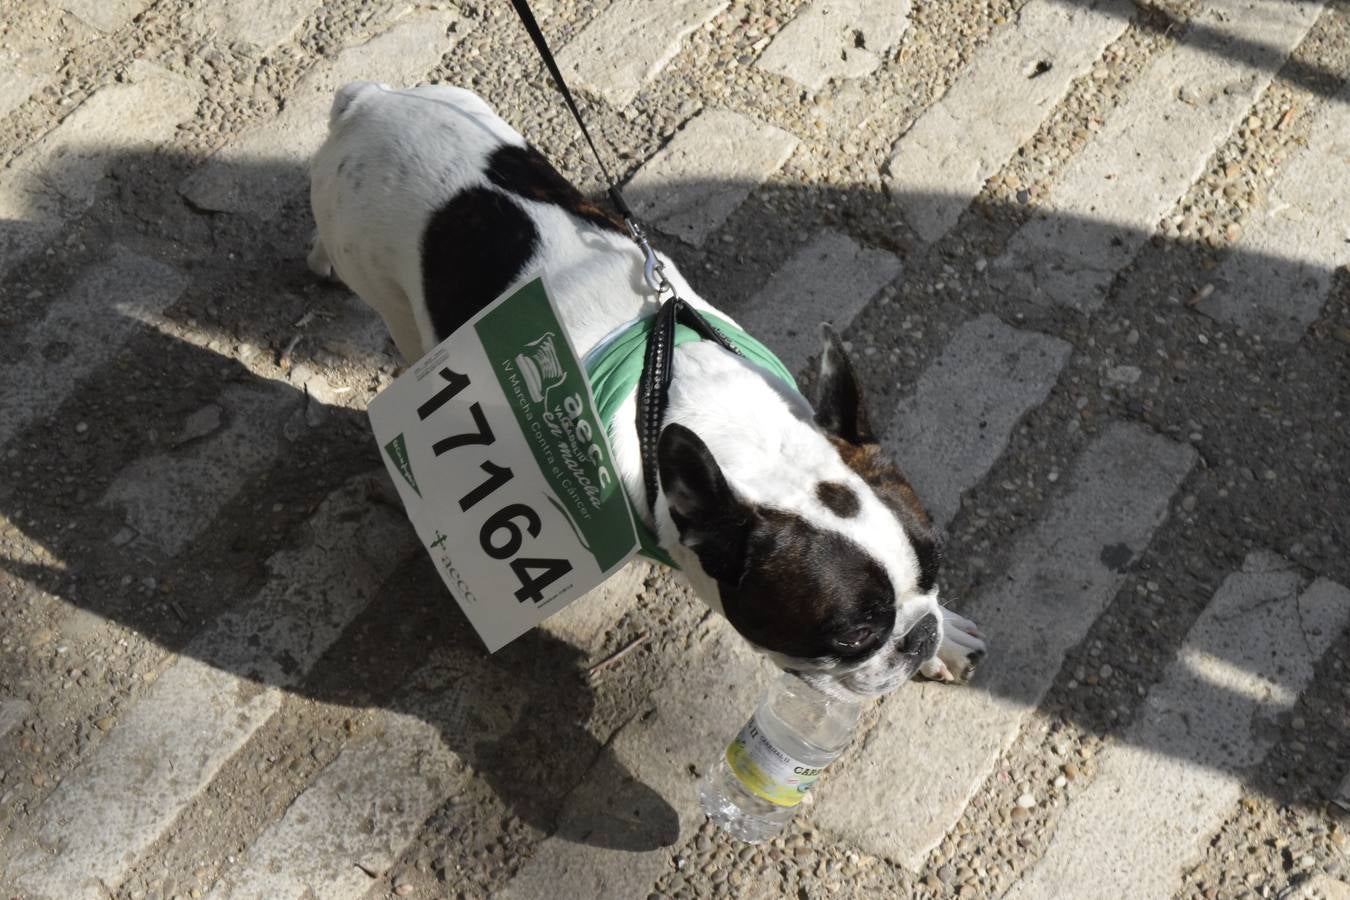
[833,626,876,652]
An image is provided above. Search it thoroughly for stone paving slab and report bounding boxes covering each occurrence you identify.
[814,421,1196,868]
[204,643,536,899]
[99,384,301,556]
[737,229,902,373]
[498,618,775,899]
[0,248,188,449]
[166,555,659,900]
[182,0,318,50]
[1301,877,1350,900]
[886,315,1072,529]
[205,709,463,900]
[0,61,200,276]
[624,109,798,247]
[0,65,46,124]
[0,699,28,741]
[756,0,912,91]
[1197,88,1350,341]
[558,0,728,107]
[993,0,1326,310]
[4,477,416,899]
[1005,555,1350,899]
[1,60,200,211]
[179,11,465,218]
[540,559,654,654]
[887,0,1134,244]
[52,0,151,33]
[0,41,60,122]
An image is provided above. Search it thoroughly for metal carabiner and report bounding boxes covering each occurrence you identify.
[643,244,663,293]
[627,218,673,297]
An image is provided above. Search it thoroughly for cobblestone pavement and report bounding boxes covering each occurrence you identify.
[1,0,1348,898]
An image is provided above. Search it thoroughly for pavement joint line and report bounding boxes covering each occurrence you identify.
[813,420,1197,867]
[3,476,418,900]
[1004,554,1350,899]
[992,0,1327,310]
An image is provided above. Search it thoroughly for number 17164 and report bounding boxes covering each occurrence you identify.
[416,366,572,604]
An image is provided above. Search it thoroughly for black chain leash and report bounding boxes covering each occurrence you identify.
[507,0,744,513]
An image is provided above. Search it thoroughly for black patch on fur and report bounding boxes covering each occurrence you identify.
[911,533,940,594]
[657,425,896,660]
[657,424,750,584]
[721,509,897,661]
[421,186,539,341]
[486,144,625,234]
[815,326,875,445]
[659,425,927,660]
[816,481,860,518]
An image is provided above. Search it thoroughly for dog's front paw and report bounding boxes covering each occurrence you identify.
[921,607,986,684]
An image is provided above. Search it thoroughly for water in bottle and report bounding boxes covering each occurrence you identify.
[698,672,862,842]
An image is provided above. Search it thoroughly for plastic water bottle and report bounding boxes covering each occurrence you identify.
[698,672,863,842]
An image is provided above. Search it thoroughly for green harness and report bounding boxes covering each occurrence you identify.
[584,311,799,569]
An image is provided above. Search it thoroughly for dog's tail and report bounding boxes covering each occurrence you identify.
[328,80,383,130]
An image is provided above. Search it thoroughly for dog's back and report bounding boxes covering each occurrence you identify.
[309,82,658,363]
[309,82,530,359]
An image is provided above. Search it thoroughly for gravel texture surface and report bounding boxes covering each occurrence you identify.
[0,0,1347,898]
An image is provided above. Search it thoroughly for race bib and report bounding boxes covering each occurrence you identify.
[367,276,639,651]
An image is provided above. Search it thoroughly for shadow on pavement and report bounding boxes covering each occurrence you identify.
[0,109,1346,862]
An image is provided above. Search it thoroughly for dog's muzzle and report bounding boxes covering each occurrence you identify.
[895,613,939,667]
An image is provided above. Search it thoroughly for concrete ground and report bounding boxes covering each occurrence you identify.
[0,0,1348,898]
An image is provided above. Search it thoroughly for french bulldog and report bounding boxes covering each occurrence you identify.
[308,82,985,696]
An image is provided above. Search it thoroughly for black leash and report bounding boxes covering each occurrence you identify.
[507,0,744,516]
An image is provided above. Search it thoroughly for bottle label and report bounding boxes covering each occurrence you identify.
[724,717,833,808]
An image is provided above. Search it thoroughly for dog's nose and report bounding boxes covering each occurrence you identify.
[896,613,939,663]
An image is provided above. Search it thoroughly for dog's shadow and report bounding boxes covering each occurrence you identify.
[0,143,686,860]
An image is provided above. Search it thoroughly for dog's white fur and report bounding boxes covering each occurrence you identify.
[310,82,983,695]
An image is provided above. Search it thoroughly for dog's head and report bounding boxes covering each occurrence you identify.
[658,326,942,698]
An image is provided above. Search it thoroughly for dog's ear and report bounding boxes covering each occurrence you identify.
[657,424,751,583]
[814,323,875,445]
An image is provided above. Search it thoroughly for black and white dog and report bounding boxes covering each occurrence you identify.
[309,82,985,697]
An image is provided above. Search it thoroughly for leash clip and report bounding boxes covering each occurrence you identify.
[626,219,674,298]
